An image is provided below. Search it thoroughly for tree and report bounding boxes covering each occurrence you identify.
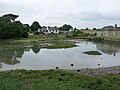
[2,14,19,22]
[59,24,73,31]
[0,14,28,39]
[93,28,97,30]
[86,28,89,30]
[30,21,41,32]
[24,24,30,32]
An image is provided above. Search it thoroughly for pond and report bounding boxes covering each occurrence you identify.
[0,40,120,70]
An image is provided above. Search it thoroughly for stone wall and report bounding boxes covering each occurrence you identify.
[97,30,120,38]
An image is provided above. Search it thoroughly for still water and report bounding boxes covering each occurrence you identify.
[0,40,120,70]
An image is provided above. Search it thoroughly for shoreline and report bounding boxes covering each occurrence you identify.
[67,66,120,76]
[0,66,120,76]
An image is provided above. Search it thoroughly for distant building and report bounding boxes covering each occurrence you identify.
[38,26,59,34]
[97,24,120,38]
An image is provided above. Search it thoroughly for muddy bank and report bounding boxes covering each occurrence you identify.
[67,66,120,76]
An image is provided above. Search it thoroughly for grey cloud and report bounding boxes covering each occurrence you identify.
[0,0,120,28]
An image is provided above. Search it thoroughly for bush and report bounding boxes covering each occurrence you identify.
[65,35,73,38]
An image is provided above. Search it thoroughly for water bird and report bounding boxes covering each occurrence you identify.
[77,69,80,72]
[56,67,59,69]
[71,64,74,66]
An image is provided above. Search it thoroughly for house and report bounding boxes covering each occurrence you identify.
[97,24,120,38]
[38,26,59,34]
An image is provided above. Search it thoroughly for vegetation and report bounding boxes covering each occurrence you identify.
[66,30,88,39]
[3,34,77,49]
[88,37,104,41]
[30,21,41,32]
[83,51,102,55]
[0,14,28,39]
[0,70,120,90]
[44,41,77,49]
[59,24,73,31]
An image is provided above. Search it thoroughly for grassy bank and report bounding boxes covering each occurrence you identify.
[43,40,77,49]
[83,51,102,55]
[0,70,120,90]
[12,34,67,43]
[0,34,77,49]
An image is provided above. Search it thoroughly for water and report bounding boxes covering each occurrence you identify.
[0,40,120,70]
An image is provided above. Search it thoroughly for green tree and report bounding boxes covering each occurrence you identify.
[24,24,30,32]
[30,21,41,32]
[93,28,96,30]
[0,14,28,39]
[59,24,73,31]
[2,14,19,22]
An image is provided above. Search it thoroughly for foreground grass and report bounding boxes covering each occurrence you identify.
[0,70,120,90]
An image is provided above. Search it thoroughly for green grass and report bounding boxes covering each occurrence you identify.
[0,70,120,90]
[0,34,77,49]
[44,41,77,49]
[83,51,102,55]
[11,34,67,43]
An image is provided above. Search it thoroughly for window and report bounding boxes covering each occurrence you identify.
[101,33,103,37]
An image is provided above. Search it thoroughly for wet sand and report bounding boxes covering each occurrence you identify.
[67,66,120,76]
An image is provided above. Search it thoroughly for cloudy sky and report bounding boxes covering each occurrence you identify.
[0,0,120,28]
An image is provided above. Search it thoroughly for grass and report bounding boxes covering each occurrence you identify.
[43,40,77,49]
[0,70,120,90]
[83,51,102,55]
[45,43,77,49]
[0,34,77,49]
[11,34,67,43]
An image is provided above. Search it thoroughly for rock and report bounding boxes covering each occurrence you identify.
[71,64,74,67]
[56,67,59,69]
[77,69,80,72]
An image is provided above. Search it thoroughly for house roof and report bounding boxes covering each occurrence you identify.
[97,25,120,31]
[48,26,59,31]
[102,26,115,30]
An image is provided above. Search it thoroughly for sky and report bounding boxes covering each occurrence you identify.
[0,0,120,28]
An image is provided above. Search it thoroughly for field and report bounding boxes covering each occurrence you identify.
[0,70,120,90]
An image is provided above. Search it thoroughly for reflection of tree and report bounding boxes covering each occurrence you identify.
[1,54,20,65]
[31,45,41,54]
[95,42,120,55]
[0,46,30,68]
[0,44,40,69]
[0,63,2,68]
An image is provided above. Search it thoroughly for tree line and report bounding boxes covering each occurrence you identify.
[0,14,75,39]
[0,14,29,39]
[0,14,42,39]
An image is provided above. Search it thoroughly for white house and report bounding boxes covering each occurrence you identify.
[38,26,59,34]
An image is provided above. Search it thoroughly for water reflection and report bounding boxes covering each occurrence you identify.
[31,45,41,54]
[0,46,29,68]
[0,40,120,70]
[95,42,120,55]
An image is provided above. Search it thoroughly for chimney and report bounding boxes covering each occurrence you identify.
[115,24,117,28]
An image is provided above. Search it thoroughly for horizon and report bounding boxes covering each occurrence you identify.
[1,0,120,29]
